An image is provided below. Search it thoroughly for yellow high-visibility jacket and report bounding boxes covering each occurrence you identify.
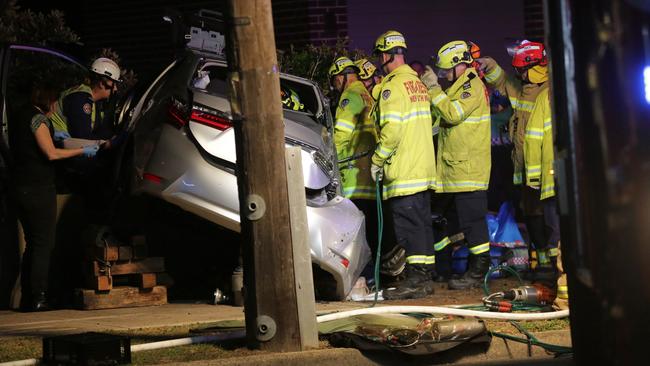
[524,87,555,199]
[371,64,436,199]
[482,57,547,185]
[428,67,491,193]
[334,80,378,200]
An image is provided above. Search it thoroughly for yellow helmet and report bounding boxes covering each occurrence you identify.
[354,58,377,80]
[374,30,407,54]
[435,40,473,69]
[328,56,358,77]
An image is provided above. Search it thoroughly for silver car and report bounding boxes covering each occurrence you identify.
[125,47,370,300]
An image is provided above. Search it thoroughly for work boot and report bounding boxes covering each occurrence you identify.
[383,264,434,300]
[532,257,560,289]
[448,255,491,290]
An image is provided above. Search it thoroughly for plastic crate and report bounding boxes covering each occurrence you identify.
[42,332,131,365]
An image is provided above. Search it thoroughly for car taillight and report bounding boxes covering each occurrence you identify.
[143,172,163,184]
[166,100,232,131]
[190,107,233,131]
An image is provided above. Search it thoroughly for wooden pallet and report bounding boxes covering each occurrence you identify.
[77,235,168,309]
[74,286,167,310]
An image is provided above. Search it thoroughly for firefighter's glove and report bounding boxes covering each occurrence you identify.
[371,164,383,182]
[475,57,488,73]
[53,131,71,142]
[82,145,100,158]
[421,66,439,89]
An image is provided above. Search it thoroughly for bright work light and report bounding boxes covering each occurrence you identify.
[645,66,650,104]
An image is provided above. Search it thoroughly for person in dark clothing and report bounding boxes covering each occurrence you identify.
[9,83,98,311]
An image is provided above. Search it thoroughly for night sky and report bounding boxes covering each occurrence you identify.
[15,0,526,81]
[347,0,525,69]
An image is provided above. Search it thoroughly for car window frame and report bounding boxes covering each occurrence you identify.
[0,43,86,150]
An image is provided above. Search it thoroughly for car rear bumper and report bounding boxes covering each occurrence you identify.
[136,128,370,299]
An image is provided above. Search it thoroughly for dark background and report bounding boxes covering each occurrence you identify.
[17,0,541,85]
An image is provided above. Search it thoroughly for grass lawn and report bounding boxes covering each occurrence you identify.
[0,317,570,364]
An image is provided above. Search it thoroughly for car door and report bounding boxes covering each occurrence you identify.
[0,44,86,153]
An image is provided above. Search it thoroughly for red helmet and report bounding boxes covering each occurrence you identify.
[510,40,547,69]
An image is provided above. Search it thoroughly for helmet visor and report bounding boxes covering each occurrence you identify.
[505,38,527,57]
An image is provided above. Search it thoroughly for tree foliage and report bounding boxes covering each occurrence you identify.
[0,0,80,45]
[277,38,369,96]
[0,1,137,97]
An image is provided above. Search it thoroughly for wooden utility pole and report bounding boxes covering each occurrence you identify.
[225,0,314,352]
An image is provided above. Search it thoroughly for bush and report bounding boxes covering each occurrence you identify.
[277,38,369,96]
[0,0,79,45]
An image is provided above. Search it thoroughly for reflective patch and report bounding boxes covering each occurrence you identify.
[382,89,391,100]
[462,81,471,90]
[461,92,471,99]
[82,103,92,115]
[340,98,349,109]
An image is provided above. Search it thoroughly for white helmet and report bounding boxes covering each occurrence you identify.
[90,57,121,82]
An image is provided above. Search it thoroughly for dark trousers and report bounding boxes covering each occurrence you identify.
[433,191,490,259]
[353,198,398,260]
[522,187,560,251]
[388,190,435,267]
[12,184,57,298]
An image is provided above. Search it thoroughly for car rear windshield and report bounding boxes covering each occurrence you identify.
[191,60,321,117]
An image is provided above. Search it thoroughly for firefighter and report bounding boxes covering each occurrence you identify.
[280,85,305,111]
[475,40,560,280]
[354,58,382,94]
[523,81,560,285]
[328,56,379,260]
[371,30,436,300]
[420,40,492,290]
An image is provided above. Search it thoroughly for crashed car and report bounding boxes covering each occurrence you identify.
[123,34,370,300]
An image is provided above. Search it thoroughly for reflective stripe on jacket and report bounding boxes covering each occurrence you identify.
[483,57,547,185]
[524,88,555,199]
[428,67,491,193]
[335,80,378,200]
[371,64,436,199]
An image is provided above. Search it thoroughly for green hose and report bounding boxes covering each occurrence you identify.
[370,172,383,307]
[490,320,573,356]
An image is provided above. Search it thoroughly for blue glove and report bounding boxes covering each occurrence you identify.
[53,130,71,141]
[82,145,100,158]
